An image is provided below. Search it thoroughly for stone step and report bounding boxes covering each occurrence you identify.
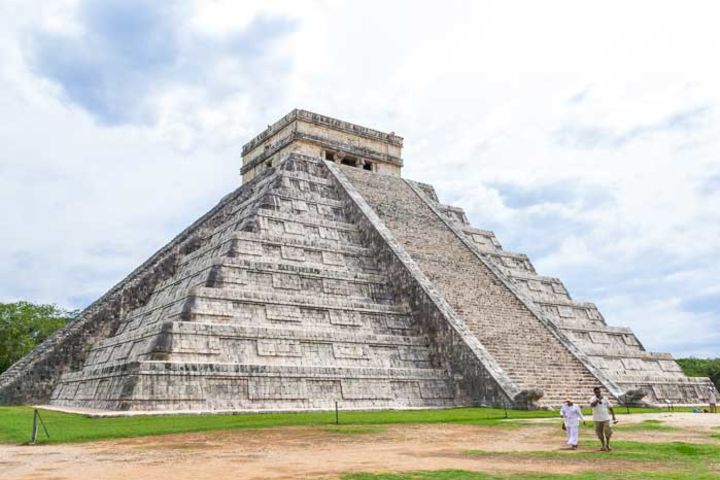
[116,257,397,329]
[86,322,437,371]
[163,322,431,346]
[191,286,412,315]
[479,251,536,275]
[226,233,380,273]
[217,257,387,283]
[459,226,503,251]
[166,234,383,296]
[534,300,604,324]
[175,232,378,278]
[89,308,423,358]
[186,309,419,336]
[269,181,342,204]
[266,190,345,210]
[256,209,360,234]
[559,323,633,335]
[509,280,572,303]
[215,268,397,305]
[580,344,650,357]
[231,230,373,255]
[59,360,454,382]
[276,169,334,187]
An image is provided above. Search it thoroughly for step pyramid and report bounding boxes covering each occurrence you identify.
[0,109,715,412]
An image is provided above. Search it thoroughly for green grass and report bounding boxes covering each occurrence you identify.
[341,471,720,480]
[463,439,720,479]
[353,440,720,479]
[613,419,677,432]
[0,405,704,446]
[540,417,683,433]
[0,406,559,444]
[468,439,720,462]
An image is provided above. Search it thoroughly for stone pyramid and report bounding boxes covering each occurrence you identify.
[1,109,716,412]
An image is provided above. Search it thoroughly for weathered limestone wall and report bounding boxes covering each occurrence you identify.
[0,169,277,405]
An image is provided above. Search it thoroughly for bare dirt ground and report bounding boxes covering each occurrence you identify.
[2,413,719,480]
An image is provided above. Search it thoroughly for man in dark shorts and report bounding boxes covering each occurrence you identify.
[590,386,617,451]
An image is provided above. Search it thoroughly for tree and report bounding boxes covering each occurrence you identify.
[676,357,720,390]
[0,301,77,373]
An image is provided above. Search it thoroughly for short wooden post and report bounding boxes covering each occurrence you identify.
[30,409,39,444]
[29,408,50,444]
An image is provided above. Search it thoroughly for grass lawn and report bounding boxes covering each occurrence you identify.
[0,405,674,445]
[613,419,677,432]
[466,439,720,463]
[347,438,720,479]
[342,471,720,480]
[0,405,553,444]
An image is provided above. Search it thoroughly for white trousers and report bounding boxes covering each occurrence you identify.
[565,424,579,446]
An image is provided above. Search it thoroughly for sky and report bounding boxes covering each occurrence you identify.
[0,0,718,357]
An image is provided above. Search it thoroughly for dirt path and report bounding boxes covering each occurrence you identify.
[2,413,719,480]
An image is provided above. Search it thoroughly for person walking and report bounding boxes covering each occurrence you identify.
[709,387,717,414]
[560,398,585,449]
[590,387,617,451]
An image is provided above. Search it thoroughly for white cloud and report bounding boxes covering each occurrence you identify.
[0,0,718,357]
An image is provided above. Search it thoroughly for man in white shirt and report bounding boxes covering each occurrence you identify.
[590,386,617,451]
[560,398,585,449]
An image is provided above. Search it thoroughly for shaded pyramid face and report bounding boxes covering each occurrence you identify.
[45,156,468,411]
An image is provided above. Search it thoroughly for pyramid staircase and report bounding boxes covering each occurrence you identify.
[338,166,610,406]
[405,180,717,406]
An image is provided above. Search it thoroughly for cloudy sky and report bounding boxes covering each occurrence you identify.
[0,0,718,357]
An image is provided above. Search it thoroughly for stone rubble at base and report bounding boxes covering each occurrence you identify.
[0,110,716,412]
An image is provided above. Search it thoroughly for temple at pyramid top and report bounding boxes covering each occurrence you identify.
[241,109,404,182]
